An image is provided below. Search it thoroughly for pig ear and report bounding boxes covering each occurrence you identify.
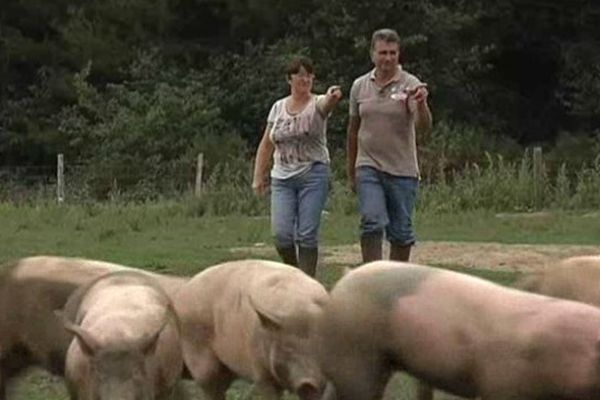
[54,310,99,356]
[248,294,283,331]
[139,318,168,355]
[140,331,161,355]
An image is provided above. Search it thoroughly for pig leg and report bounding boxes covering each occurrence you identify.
[325,353,390,400]
[200,367,235,400]
[0,369,5,400]
[183,344,234,400]
[417,381,433,400]
[255,379,282,400]
[0,349,33,400]
[477,364,525,400]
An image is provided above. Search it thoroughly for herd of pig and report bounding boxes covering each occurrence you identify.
[1,254,600,400]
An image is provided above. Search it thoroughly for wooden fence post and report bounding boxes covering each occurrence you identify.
[57,153,65,204]
[195,153,204,197]
[533,146,543,209]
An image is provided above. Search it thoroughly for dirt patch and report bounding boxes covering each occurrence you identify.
[231,241,600,272]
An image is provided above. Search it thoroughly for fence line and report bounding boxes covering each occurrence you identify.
[1,153,206,203]
[195,153,204,197]
[3,148,560,207]
[57,154,65,204]
[533,147,543,208]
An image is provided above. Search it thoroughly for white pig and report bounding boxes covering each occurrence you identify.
[318,261,600,400]
[58,270,183,400]
[174,259,329,400]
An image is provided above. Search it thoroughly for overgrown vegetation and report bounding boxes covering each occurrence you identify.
[2,1,599,204]
[3,136,600,214]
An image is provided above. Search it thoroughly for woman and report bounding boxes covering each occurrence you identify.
[252,56,342,276]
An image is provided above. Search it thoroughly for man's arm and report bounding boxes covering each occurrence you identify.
[408,85,432,140]
[415,100,432,139]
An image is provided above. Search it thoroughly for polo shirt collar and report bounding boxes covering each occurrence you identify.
[369,65,403,82]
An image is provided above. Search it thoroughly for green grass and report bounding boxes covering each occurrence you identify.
[2,204,599,273]
[435,265,523,287]
[415,209,600,245]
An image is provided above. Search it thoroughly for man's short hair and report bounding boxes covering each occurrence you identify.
[370,28,401,52]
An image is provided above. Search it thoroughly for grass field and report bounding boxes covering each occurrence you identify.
[1,203,599,399]
[2,203,599,271]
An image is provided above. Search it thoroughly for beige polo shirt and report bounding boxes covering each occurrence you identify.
[349,66,423,178]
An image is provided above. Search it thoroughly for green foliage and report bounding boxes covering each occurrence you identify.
[2,0,600,213]
[555,36,600,132]
[326,179,356,216]
[419,121,522,180]
[570,157,600,209]
[550,163,571,209]
[201,38,312,147]
[199,160,270,216]
[545,132,600,171]
[417,148,600,214]
[437,265,523,287]
[56,52,248,199]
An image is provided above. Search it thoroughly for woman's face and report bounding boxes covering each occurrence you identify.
[288,66,314,94]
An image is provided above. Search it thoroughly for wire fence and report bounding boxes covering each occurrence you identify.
[0,154,205,204]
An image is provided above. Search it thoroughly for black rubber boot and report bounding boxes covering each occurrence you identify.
[298,246,319,277]
[360,235,383,263]
[276,245,298,267]
[390,242,412,262]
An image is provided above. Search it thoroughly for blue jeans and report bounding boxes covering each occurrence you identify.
[357,166,419,245]
[271,163,330,249]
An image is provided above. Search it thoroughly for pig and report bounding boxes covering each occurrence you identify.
[317,261,600,400]
[0,255,187,399]
[174,259,329,400]
[516,255,600,307]
[58,270,183,400]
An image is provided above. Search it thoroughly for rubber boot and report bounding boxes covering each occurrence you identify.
[390,242,412,262]
[298,246,319,277]
[360,235,383,263]
[276,245,298,267]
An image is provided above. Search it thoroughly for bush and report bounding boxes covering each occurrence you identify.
[419,121,522,182]
[56,52,249,200]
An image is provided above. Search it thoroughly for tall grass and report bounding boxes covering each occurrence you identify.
[418,151,600,213]
[4,150,600,215]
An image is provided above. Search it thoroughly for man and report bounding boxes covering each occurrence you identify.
[347,28,432,263]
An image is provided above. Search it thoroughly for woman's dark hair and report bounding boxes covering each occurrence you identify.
[285,56,315,79]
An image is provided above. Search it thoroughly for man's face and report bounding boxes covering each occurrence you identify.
[371,40,400,75]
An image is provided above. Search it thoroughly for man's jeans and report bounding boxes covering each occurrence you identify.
[357,166,418,245]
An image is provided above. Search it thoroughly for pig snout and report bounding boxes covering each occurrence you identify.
[296,379,323,400]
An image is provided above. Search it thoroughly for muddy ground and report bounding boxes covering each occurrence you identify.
[232,240,600,272]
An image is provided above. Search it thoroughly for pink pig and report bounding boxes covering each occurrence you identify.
[318,261,600,400]
[174,259,329,400]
